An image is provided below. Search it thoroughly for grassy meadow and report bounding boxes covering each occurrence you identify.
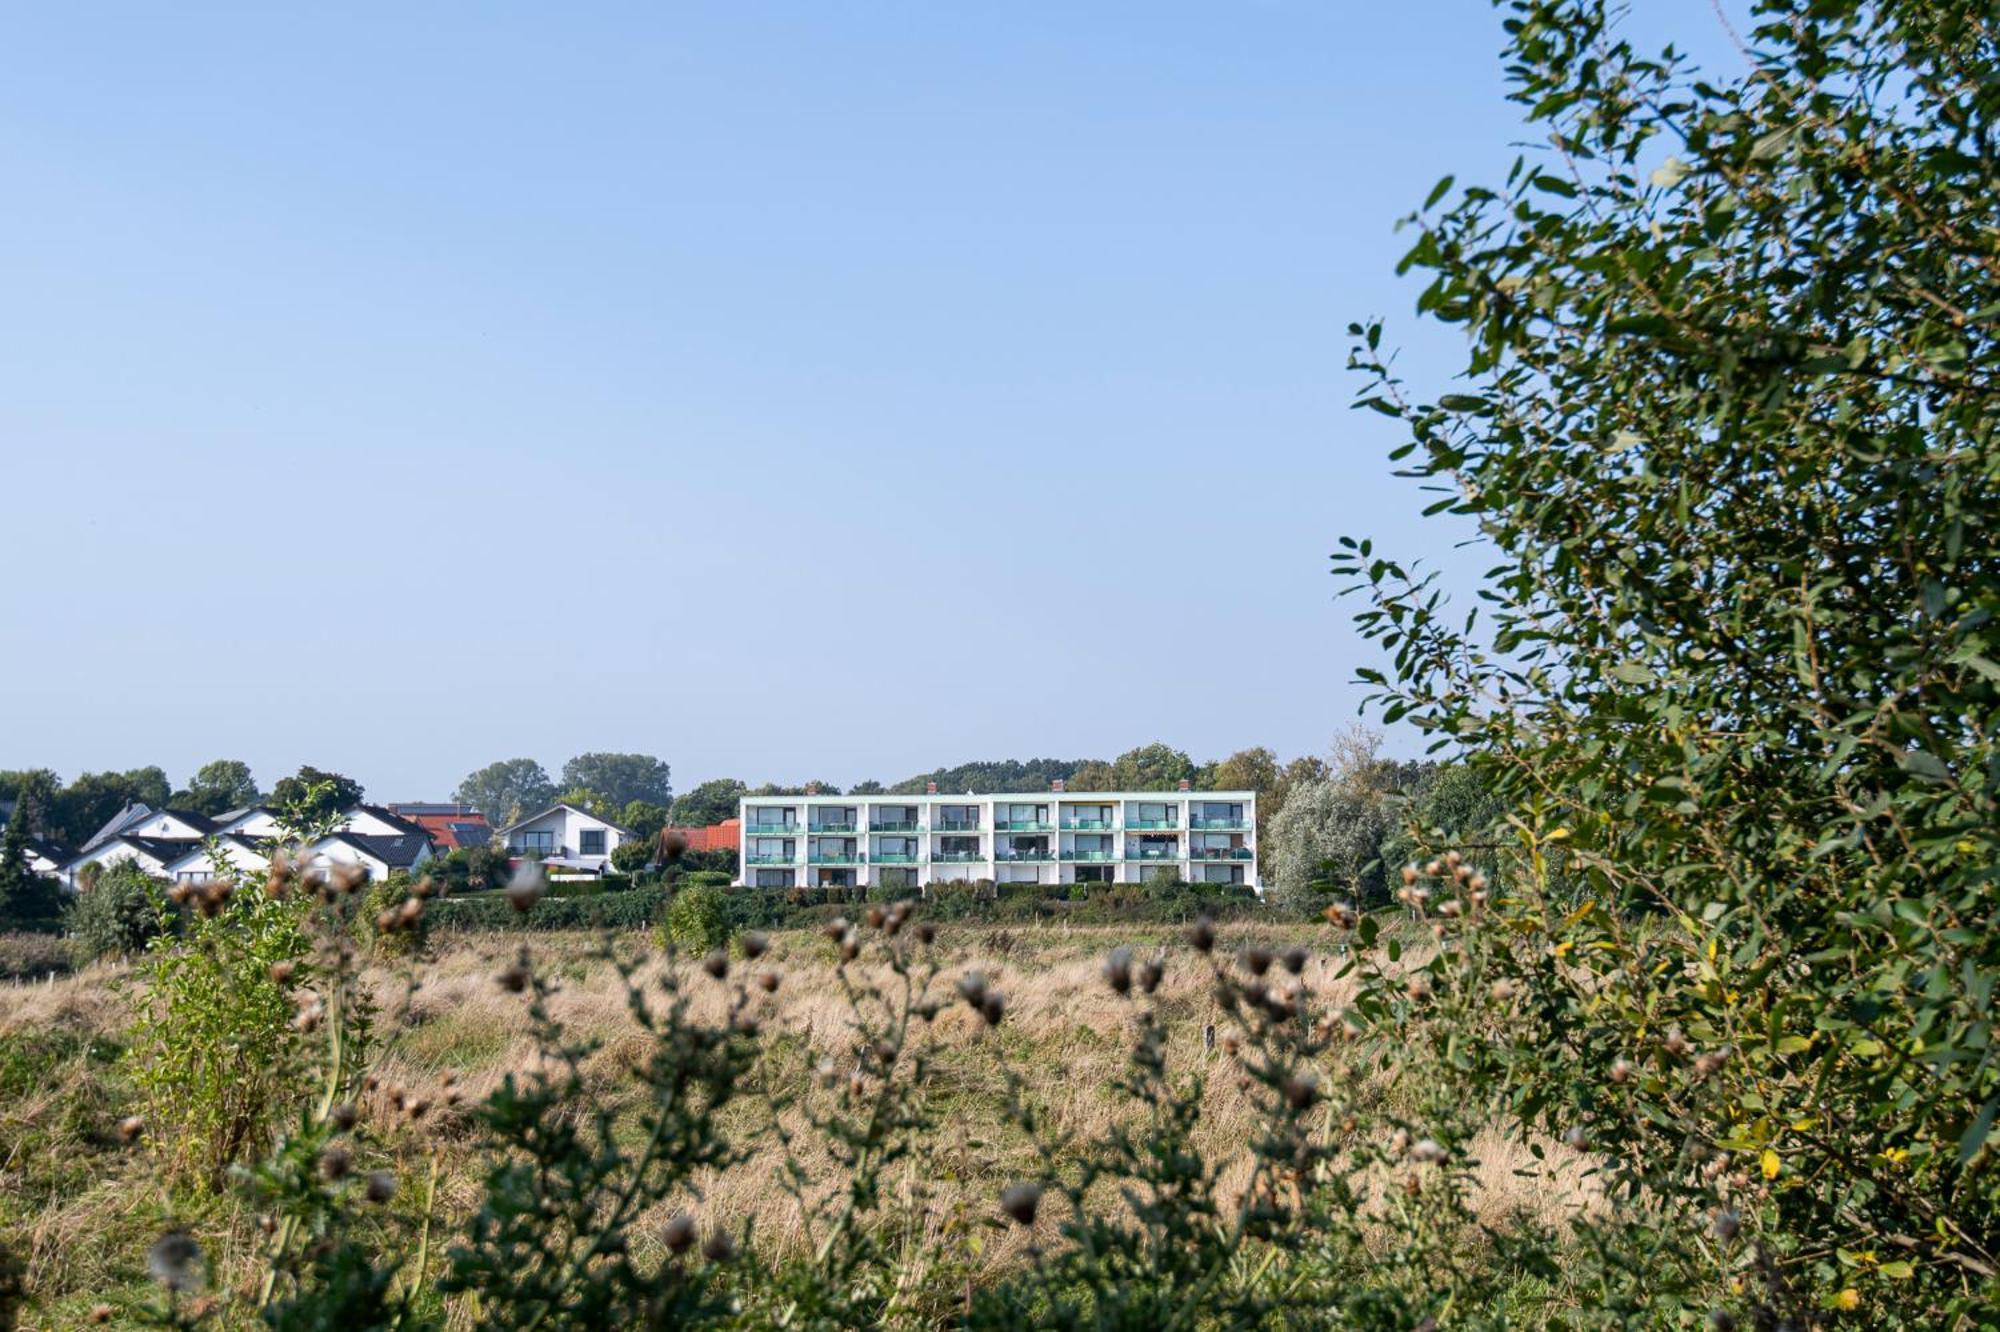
[1,919,1594,1328]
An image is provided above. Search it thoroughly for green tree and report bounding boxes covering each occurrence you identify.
[49,766,172,846]
[173,759,261,816]
[667,778,747,828]
[619,800,669,842]
[1108,743,1194,791]
[1063,759,1116,791]
[848,778,885,795]
[66,862,165,962]
[1336,0,2000,1317]
[0,768,60,833]
[454,758,556,827]
[0,800,57,929]
[560,753,671,809]
[269,766,364,823]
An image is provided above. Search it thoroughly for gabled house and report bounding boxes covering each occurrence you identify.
[162,835,272,884]
[213,805,285,839]
[23,837,70,878]
[386,802,493,851]
[123,809,219,841]
[499,803,632,875]
[308,832,434,882]
[78,801,160,852]
[64,835,194,884]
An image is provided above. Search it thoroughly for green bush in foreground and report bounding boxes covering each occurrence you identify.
[661,883,729,954]
[1334,0,2000,1321]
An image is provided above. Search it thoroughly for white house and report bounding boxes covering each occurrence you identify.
[24,837,70,878]
[161,835,273,885]
[64,835,191,884]
[307,831,435,882]
[499,803,632,875]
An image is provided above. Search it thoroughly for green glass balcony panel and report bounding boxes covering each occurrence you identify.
[1124,848,1182,860]
[1063,819,1114,830]
[1190,818,1249,830]
[932,851,984,863]
[747,826,797,837]
[1191,847,1254,860]
[1124,820,1179,830]
[807,854,861,865]
[1060,850,1117,861]
[746,854,797,866]
[872,853,919,864]
[934,819,982,832]
[995,852,1053,863]
[870,820,922,832]
[994,820,1055,832]
[809,822,857,834]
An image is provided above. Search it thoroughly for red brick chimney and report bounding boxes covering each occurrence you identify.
[1177,778,1191,792]
[925,781,938,795]
[1051,778,1065,793]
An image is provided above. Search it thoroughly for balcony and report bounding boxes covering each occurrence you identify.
[1124,847,1182,861]
[1060,850,1117,862]
[1190,847,1254,860]
[995,849,1054,863]
[871,853,919,865]
[809,821,857,834]
[1063,818,1115,831]
[870,820,923,833]
[808,852,862,866]
[1124,819,1179,831]
[994,819,1055,832]
[932,851,985,863]
[934,818,982,832]
[746,853,798,866]
[1189,817,1250,831]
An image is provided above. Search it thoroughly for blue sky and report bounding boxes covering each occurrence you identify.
[0,3,1733,799]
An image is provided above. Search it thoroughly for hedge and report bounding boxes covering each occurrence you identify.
[426,885,670,933]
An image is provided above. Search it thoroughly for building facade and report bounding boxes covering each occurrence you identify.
[737,783,1257,891]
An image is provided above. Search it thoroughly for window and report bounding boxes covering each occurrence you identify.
[1138,802,1172,823]
[755,869,792,888]
[177,870,212,884]
[580,829,606,856]
[516,830,555,855]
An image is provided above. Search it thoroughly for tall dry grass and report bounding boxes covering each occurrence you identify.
[0,921,1594,1326]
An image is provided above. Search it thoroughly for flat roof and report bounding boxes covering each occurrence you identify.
[741,791,1256,804]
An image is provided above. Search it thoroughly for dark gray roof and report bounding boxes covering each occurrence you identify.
[354,805,430,839]
[24,836,70,863]
[81,802,154,851]
[322,832,431,869]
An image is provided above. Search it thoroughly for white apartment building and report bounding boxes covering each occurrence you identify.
[737,780,1257,892]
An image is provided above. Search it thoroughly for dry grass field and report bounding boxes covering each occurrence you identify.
[0,920,1593,1327]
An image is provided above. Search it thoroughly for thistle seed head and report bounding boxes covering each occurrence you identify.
[505,862,546,913]
[663,1213,697,1254]
[999,1182,1042,1226]
[1102,946,1133,995]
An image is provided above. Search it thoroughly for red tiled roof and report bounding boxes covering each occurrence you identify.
[400,810,492,851]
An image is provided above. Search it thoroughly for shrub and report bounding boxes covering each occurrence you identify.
[1331,0,2000,1320]
[65,864,166,964]
[426,885,670,932]
[660,883,729,954]
[126,872,313,1189]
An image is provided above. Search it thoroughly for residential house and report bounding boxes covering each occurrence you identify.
[163,835,272,884]
[386,802,493,851]
[23,837,70,878]
[308,831,434,881]
[499,803,632,875]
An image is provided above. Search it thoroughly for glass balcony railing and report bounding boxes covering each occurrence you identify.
[1124,847,1182,860]
[746,853,798,866]
[934,818,982,832]
[808,852,862,865]
[1190,847,1255,860]
[1060,850,1117,861]
[1124,819,1179,830]
[932,851,985,863]
[870,820,922,833]
[747,825,798,837]
[871,853,919,864]
[994,819,1055,832]
[1063,818,1115,830]
[1190,817,1250,830]
[809,821,857,834]
[995,849,1054,862]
